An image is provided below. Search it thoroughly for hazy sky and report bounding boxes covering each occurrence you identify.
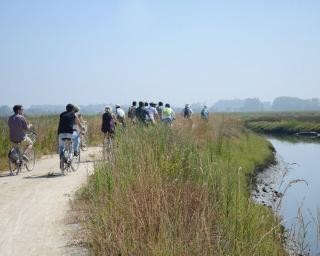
[0,0,319,107]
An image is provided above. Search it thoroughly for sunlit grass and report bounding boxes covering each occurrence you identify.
[76,115,287,255]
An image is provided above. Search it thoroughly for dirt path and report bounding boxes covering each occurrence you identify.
[0,147,101,256]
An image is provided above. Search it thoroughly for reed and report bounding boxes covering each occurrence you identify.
[75,115,287,255]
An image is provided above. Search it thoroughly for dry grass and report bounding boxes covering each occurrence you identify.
[75,115,287,255]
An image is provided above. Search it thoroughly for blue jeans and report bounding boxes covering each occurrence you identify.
[58,133,73,156]
[72,131,80,153]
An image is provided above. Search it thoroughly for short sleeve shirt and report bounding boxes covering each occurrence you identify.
[8,114,29,142]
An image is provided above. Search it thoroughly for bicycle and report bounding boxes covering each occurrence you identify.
[102,133,114,162]
[8,131,37,176]
[60,138,80,176]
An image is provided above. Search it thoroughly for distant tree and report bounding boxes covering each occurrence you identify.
[272,97,320,111]
[211,99,245,112]
[241,98,264,112]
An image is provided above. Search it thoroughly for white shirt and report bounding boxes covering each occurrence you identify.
[116,108,125,118]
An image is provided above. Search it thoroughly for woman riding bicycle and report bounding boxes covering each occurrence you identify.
[101,106,116,139]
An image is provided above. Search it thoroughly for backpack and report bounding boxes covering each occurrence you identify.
[8,148,19,161]
[128,106,136,118]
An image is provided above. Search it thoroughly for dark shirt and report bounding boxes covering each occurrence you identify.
[101,112,115,133]
[135,107,150,123]
[8,114,29,142]
[58,111,75,134]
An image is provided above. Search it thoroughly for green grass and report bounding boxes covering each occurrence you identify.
[75,115,286,255]
[0,115,102,170]
[246,120,320,134]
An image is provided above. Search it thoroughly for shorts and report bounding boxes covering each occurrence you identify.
[12,136,33,149]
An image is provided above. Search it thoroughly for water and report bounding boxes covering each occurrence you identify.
[265,137,320,255]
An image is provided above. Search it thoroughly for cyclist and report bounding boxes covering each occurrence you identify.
[162,103,176,125]
[58,104,82,161]
[183,104,193,119]
[128,101,137,123]
[72,105,84,156]
[101,106,116,138]
[8,105,33,159]
[115,104,126,128]
[135,101,150,125]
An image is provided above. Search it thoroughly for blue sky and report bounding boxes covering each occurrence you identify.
[0,0,319,106]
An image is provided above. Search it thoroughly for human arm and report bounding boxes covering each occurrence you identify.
[75,115,83,130]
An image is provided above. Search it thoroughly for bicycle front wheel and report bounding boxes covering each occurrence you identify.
[80,137,88,151]
[25,148,35,171]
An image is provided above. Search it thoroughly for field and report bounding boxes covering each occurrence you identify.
[74,115,286,255]
[0,115,102,170]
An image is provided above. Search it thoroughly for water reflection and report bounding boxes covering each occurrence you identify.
[262,136,320,255]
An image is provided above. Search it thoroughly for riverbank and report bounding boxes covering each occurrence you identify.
[74,116,287,255]
[242,112,320,135]
[246,120,320,135]
[252,136,320,255]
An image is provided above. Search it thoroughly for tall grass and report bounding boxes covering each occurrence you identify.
[76,115,287,255]
[0,115,102,170]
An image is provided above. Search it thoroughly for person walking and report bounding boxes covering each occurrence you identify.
[115,104,126,128]
[128,101,137,123]
[162,103,176,126]
[135,101,150,125]
[201,106,209,121]
[156,101,164,120]
[183,104,193,119]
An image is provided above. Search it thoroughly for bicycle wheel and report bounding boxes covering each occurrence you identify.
[9,158,20,176]
[71,151,80,172]
[80,137,88,151]
[24,148,35,171]
[60,157,68,176]
[104,138,113,162]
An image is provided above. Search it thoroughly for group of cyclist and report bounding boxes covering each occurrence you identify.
[7,102,209,173]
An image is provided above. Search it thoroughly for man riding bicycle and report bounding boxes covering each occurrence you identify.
[8,105,33,159]
[58,104,82,161]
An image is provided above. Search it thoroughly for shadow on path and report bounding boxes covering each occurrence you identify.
[24,173,63,179]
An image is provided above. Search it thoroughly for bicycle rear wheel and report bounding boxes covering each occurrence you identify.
[60,157,68,176]
[25,148,35,171]
[9,158,20,176]
[103,137,113,162]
